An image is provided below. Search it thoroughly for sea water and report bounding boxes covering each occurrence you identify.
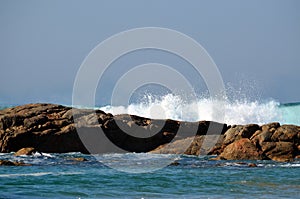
[0,98,300,198]
[0,152,299,198]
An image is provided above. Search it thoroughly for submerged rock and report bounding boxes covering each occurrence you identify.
[248,163,257,167]
[0,160,30,166]
[69,157,88,162]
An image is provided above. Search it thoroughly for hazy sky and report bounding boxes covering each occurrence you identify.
[0,0,299,105]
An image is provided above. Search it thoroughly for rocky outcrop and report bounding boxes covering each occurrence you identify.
[0,103,299,162]
[0,103,227,154]
[0,104,88,153]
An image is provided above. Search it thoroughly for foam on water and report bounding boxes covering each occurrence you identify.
[0,172,84,178]
[100,94,300,125]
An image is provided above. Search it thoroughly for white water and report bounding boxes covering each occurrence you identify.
[100,94,299,125]
[0,172,84,178]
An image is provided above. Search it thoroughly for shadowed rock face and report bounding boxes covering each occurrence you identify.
[0,103,299,162]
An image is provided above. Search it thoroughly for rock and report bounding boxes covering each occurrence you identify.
[69,157,87,162]
[251,130,273,145]
[262,141,295,162]
[261,122,280,132]
[222,124,259,146]
[222,125,244,145]
[169,161,180,166]
[0,103,300,162]
[150,137,195,155]
[14,147,36,156]
[150,135,224,155]
[248,163,257,167]
[0,160,16,166]
[271,125,300,143]
[217,138,265,160]
[0,160,30,166]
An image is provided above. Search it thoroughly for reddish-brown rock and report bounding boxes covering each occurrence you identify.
[218,138,265,160]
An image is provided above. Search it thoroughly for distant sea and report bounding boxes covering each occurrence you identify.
[0,98,299,198]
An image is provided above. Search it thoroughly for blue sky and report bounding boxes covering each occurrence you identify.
[0,0,299,105]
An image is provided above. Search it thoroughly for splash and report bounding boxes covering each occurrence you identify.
[99,94,297,125]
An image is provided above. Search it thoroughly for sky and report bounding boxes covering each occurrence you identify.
[0,0,300,106]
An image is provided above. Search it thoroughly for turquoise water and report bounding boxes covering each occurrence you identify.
[0,153,299,198]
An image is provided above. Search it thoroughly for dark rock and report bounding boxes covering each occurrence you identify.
[248,163,257,167]
[0,160,16,166]
[0,160,30,166]
[169,161,180,166]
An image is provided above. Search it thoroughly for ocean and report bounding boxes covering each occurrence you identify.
[0,153,299,199]
[0,98,300,198]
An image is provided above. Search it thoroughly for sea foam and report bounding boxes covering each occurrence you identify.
[100,94,299,125]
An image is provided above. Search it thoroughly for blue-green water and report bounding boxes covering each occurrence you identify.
[1,102,300,198]
[0,153,299,198]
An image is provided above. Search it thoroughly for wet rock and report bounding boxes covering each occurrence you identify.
[169,161,180,166]
[0,160,30,166]
[248,163,257,167]
[70,157,88,162]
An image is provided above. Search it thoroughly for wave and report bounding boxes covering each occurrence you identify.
[0,172,84,178]
[100,94,300,125]
[1,95,299,125]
